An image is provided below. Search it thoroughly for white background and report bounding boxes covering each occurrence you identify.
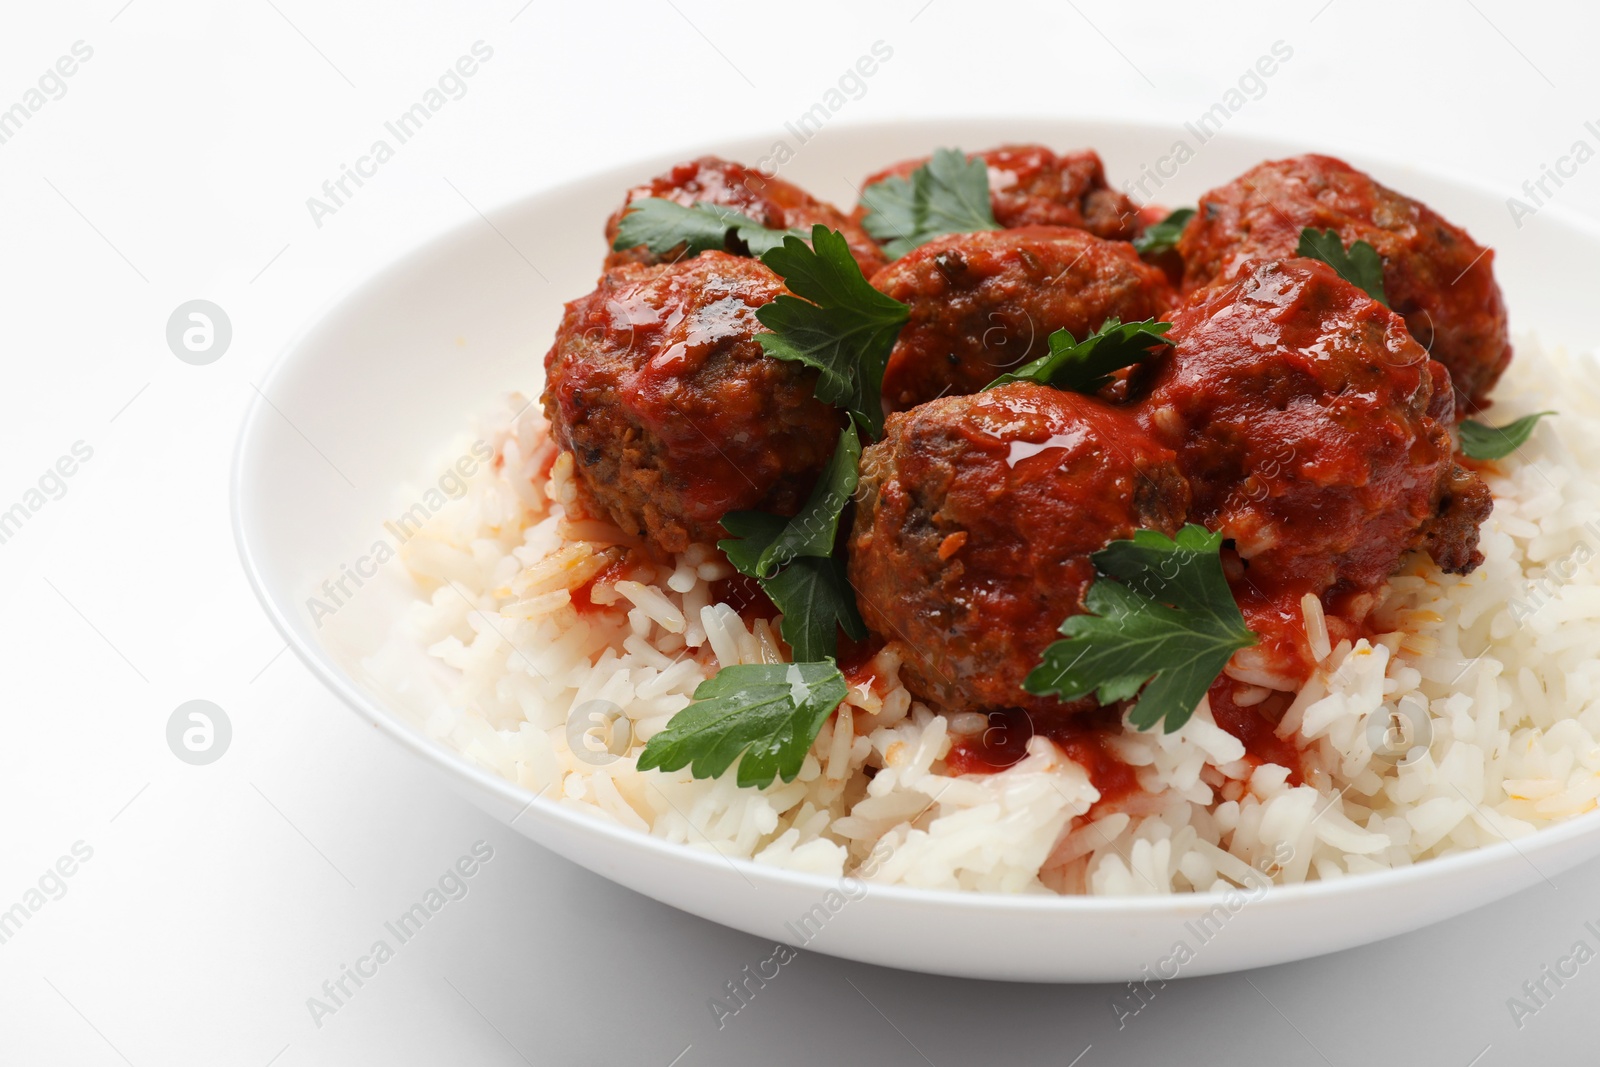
[4,1,1600,1064]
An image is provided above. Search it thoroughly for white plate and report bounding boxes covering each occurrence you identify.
[234,118,1600,982]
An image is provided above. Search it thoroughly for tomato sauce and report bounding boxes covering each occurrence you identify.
[570,556,633,616]
[946,707,1140,814]
[837,633,886,691]
[710,572,778,623]
[1206,679,1303,784]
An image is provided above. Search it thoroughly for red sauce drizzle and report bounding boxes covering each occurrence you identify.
[837,633,886,692]
[571,556,632,616]
[946,707,1140,815]
[1206,679,1303,785]
[710,573,779,623]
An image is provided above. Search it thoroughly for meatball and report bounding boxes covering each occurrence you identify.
[542,252,843,554]
[1136,256,1491,679]
[857,144,1143,241]
[1178,154,1511,410]
[849,383,1190,716]
[604,156,886,277]
[872,226,1175,412]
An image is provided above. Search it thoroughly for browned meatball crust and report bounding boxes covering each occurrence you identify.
[857,144,1143,241]
[871,226,1176,412]
[1177,154,1511,410]
[542,253,843,554]
[849,384,1190,716]
[1136,256,1491,680]
[604,156,886,277]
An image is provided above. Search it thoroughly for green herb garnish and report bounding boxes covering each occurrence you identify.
[756,226,910,439]
[720,424,867,662]
[645,428,863,787]
[636,662,850,788]
[1297,227,1388,306]
[984,318,1173,393]
[641,228,902,788]
[642,427,864,787]
[1458,412,1554,460]
[1025,525,1257,734]
[723,423,861,580]
[612,198,806,259]
[1132,207,1194,256]
[859,147,1000,259]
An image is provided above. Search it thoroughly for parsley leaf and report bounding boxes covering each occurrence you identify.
[717,511,788,578]
[724,423,862,579]
[756,226,910,438]
[1132,207,1194,256]
[720,425,867,662]
[1458,411,1555,460]
[1024,525,1257,734]
[859,147,1000,259]
[611,198,806,259]
[652,428,864,788]
[984,318,1173,393]
[635,662,849,788]
[1297,227,1388,306]
[760,556,866,663]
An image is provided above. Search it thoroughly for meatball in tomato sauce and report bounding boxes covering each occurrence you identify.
[1178,154,1511,410]
[872,227,1175,411]
[848,384,1190,716]
[1136,256,1491,681]
[542,252,843,554]
[604,156,885,277]
[858,144,1143,241]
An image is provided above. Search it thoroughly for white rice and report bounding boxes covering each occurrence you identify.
[348,337,1600,895]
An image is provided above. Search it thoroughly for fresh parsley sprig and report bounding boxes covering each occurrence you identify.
[635,228,906,789]
[635,662,850,788]
[1132,207,1194,257]
[631,427,864,790]
[719,423,867,662]
[1297,227,1388,306]
[636,428,863,787]
[724,422,861,580]
[612,198,807,259]
[859,147,1000,259]
[984,318,1173,393]
[1025,525,1257,734]
[755,225,910,439]
[1459,411,1554,460]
